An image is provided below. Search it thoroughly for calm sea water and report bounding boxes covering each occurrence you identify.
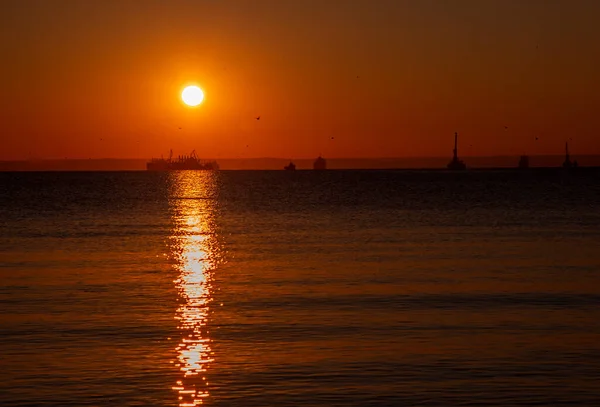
[2,169,600,406]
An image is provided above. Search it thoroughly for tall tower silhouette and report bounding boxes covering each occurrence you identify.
[447,132,466,170]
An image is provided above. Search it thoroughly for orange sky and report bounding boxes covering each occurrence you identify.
[1,0,599,160]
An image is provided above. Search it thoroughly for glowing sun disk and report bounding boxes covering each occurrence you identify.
[182,86,204,107]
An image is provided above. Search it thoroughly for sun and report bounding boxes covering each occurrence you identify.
[181,86,204,107]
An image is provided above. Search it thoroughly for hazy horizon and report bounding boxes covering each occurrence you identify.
[2,154,598,171]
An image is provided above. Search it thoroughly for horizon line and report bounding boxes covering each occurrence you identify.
[1,153,594,162]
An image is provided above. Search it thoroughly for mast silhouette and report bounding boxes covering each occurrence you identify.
[563,141,578,168]
[447,132,466,170]
[453,132,458,160]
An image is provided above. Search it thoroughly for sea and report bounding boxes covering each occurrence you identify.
[1,169,600,406]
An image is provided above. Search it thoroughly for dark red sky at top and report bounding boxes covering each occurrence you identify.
[1,0,599,160]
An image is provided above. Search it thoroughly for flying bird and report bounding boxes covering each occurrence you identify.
[256,116,260,121]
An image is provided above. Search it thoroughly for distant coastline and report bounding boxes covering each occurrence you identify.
[2,155,600,171]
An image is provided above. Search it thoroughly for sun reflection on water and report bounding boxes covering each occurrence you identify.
[168,172,222,406]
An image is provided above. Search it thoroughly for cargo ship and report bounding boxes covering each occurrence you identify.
[146,150,219,171]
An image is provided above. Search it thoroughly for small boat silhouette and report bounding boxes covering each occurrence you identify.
[563,142,578,169]
[518,155,530,169]
[313,156,327,170]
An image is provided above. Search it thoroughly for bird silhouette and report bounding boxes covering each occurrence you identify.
[178,127,182,130]
[504,126,508,130]
[535,137,539,141]
[256,116,260,121]
[331,137,335,140]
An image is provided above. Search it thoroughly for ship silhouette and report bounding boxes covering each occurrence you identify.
[447,132,466,170]
[284,161,296,170]
[146,150,219,171]
[313,156,327,170]
[562,142,578,169]
[518,155,530,169]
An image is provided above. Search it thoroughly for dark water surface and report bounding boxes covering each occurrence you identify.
[1,169,600,406]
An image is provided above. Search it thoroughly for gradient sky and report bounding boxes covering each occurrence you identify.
[1,0,599,160]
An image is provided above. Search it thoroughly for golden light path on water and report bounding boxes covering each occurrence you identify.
[168,172,222,406]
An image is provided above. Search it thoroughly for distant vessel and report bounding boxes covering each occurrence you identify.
[447,132,466,170]
[562,142,578,169]
[313,156,327,170]
[146,150,219,171]
[284,161,296,171]
[518,155,530,169]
